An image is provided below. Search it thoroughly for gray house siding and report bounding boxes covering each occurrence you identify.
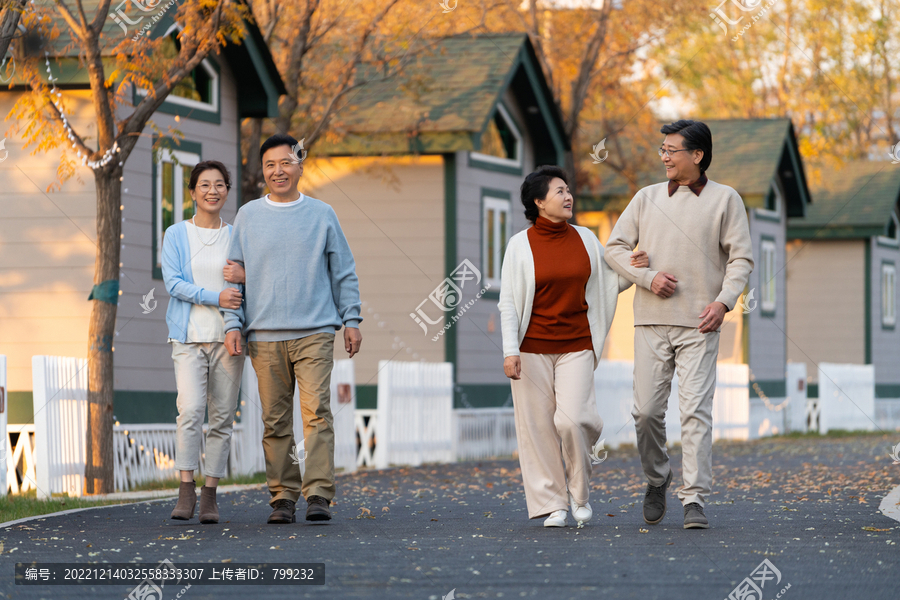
[870,237,900,395]
[112,56,242,422]
[452,90,537,406]
[747,203,787,396]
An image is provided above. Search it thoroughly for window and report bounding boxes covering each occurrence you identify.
[760,238,777,314]
[883,262,896,328]
[135,30,219,114]
[155,147,200,269]
[471,104,522,168]
[483,197,511,287]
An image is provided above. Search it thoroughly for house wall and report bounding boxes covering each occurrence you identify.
[299,155,446,406]
[870,237,900,393]
[451,88,535,407]
[785,238,866,383]
[0,55,244,423]
[747,207,787,393]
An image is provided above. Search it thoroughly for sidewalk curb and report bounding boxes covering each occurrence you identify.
[878,483,900,524]
[0,483,266,530]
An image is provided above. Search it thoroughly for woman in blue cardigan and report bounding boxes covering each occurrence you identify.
[161,160,245,524]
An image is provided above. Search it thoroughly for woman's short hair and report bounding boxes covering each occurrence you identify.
[660,120,712,173]
[188,160,232,191]
[520,165,569,224]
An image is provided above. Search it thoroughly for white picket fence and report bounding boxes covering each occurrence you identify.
[375,360,454,469]
[32,356,89,499]
[454,408,517,461]
[817,363,875,433]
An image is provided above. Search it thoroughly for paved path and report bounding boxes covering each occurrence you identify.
[1,434,898,599]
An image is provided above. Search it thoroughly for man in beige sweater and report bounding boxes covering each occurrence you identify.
[604,120,753,530]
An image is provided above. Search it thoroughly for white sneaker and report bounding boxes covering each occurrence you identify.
[569,493,592,526]
[543,509,568,527]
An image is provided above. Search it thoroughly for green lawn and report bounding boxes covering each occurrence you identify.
[1,472,267,523]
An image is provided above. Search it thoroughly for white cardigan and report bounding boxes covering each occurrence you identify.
[498,224,632,368]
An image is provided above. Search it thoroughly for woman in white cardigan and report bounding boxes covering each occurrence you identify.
[499,166,647,527]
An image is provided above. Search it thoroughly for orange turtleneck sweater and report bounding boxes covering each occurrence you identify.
[519,216,594,354]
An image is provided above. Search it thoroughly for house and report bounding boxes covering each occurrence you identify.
[0,6,285,423]
[298,32,569,408]
[575,118,811,408]
[786,161,900,415]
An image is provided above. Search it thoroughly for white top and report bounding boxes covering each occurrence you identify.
[184,220,230,343]
[265,193,306,208]
[498,224,632,368]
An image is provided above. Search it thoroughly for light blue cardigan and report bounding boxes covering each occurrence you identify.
[160,220,236,343]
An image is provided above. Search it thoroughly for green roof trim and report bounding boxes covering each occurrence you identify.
[8,0,284,119]
[317,33,568,162]
[578,119,809,215]
[786,161,900,239]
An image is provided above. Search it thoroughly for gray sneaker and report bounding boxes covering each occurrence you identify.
[642,470,673,525]
[683,502,709,529]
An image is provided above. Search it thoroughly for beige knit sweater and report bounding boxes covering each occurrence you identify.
[603,179,754,329]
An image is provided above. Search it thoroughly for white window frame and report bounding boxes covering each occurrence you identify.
[760,238,777,314]
[883,262,897,328]
[483,197,511,288]
[135,25,219,113]
[470,104,523,169]
[156,147,200,267]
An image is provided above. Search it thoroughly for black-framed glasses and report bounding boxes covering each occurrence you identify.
[658,147,691,158]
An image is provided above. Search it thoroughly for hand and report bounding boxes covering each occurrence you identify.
[344,327,362,358]
[630,250,649,268]
[504,356,521,380]
[218,288,242,309]
[225,330,242,356]
[698,302,727,333]
[651,272,678,298]
[223,260,245,284]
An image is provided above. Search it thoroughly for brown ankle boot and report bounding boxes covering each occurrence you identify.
[198,486,219,524]
[170,481,197,520]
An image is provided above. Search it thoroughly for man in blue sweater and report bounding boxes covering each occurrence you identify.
[223,134,363,524]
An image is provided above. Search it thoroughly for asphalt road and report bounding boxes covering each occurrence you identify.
[2,434,898,600]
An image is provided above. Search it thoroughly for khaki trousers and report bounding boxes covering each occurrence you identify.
[632,325,719,507]
[171,341,243,477]
[510,350,603,519]
[248,333,335,506]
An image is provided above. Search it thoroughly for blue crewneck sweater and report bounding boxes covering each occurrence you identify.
[222,194,362,341]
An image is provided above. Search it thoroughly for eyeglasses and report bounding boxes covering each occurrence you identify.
[196,183,229,193]
[658,147,691,158]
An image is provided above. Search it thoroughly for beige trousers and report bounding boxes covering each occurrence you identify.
[248,333,336,506]
[510,350,603,519]
[632,325,719,507]
[171,341,244,478]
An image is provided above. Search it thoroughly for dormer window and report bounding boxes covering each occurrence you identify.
[471,104,522,168]
[135,27,219,115]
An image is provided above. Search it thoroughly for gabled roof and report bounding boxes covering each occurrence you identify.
[787,161,900,239]
[579,118,810,216]
[7,0,285,118]
[318,33,568,165]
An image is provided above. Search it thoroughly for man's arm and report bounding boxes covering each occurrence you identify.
[326,209,362,329]
[221,215,245,335]
[714,194,755,311]
[603,192,658,290]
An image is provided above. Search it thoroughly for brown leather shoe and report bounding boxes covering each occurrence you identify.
[306,495,332,521]
[267,499,296,524]
[198,485,219,524]
[170,481,197,520]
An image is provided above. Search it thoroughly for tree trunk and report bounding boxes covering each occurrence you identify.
[0,0,27,60]
[242,117,265,204]
[84,168,123,495]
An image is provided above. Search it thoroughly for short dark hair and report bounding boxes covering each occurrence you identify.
[188,160,231,191]
[521,165,569,224]
[259,133,300,162]
[660,120,712,173]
